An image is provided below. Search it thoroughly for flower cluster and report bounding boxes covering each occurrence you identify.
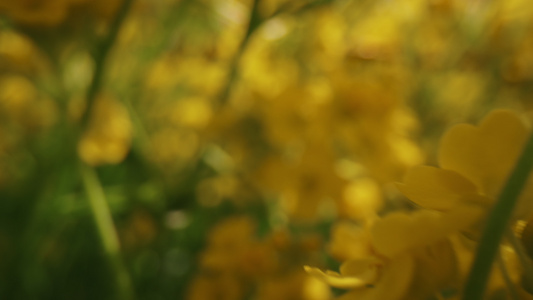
[5,0,533,299]
[307,110,533,299]
[188,216,331,300]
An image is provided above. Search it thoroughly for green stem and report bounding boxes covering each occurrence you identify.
[462,132,533,299]
[80,164,134,300]
[78,3,136,296]
[216,0,333,107]
[217,0,262,106]
[81,0,135,127]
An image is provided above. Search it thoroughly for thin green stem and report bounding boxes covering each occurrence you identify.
[217,0,262,106]
[81,0,135,127]
[216,0,334,107]
[80,164,134,300]
[78,2,136,297]
[462,131,533,299]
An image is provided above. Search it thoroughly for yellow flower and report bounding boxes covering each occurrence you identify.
[77,94,132,166]
[306,206,482,299]
[0,0,123,26]
[0,0,69,26]
[256,270,331,300]
[0,30,49,73]
[327,221,373,262]
[0,75,58,132]
[397,110,532,217]
[253,141,346,222]
[392,110,531,297]
[187,274,244,300]
[199,216,280,278]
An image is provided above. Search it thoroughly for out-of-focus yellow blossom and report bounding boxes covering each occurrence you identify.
[327,221,373,262]
[202,110,260,172]
[428,71,486,122]
[254,142,345,222]
[258,0,308,19]
[240,36,299,99]
[260,82,333,146]
[141,86,218,173]
[198,216,278,277]
[204,40,423,221]
[87,0,122,19]
[0,75,58,132]
[489,0,533,28]
[196,175,254,207]
[189,216,327,300]
[0,30,50,74]
[187,274,244,300]
[307,206,482,300]
[340,178,383,221]
[0,75,38,125]
[198,2,425,225]
[256,270,330,300]
[145,54,227,97]
[502,37,533,83]
[77,94,132,166]
[0,75,58,188]
[398,110,532,216]
[328,66,423,182]
[0,0,122,27]
[67,96,87,123]
[169,97,213,130]
[266,228,323,255]
[308,9,346,71]
[148,127,199,171]
[343,0,426,63]
[0,0,70,26]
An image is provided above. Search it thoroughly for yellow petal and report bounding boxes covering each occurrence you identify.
[340,257,383,277]
[304,258,381,289]
[438,109,529,198]
[327,221,373,261]
[371,204,484,258]
[336,254,415,300]
[410,239,458,298]
[397,165,478,210]
[304,266,366,289]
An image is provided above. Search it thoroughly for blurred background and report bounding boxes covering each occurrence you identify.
[1,0,533,299]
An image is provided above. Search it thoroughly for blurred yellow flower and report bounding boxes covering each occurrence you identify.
[0,75,58,132]
[256,270,331,300]
[0,0,123,26]
[187,274,244,300]
[0,0,69,26]
[0,30,49,74]
[169,97,213,130]
[307,205,482,299]
[398,110,532,217]
[199,216,278,277]
[253,142,345,221]
[77,95,132,166]
[341,178,383,221]
[189,215,327,300]
[327,221,373,262]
